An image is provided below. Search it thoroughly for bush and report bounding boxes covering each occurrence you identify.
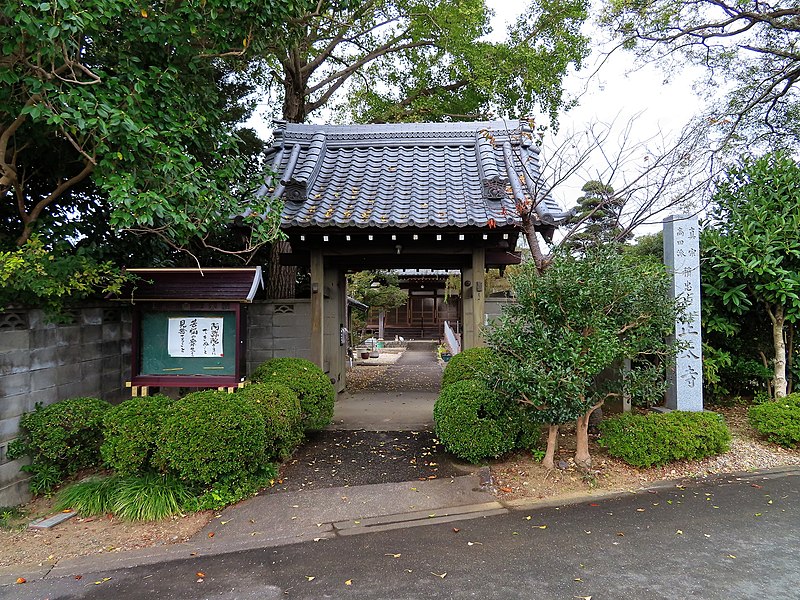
[185,465,278,511]
[7,397,111,492]
[237,383,304,460]
[748,394,800,448]
[599,411,731,467]
[441,347,498,390]
[251,357,334,431]
[101,395,173,475]
[433,380,519,463]
[156,390,266,486]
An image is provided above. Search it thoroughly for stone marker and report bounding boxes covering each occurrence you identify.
[663,215,703,411]
[29,510,77,530]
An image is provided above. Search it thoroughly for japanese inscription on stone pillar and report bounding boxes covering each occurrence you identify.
[663,215,703,411]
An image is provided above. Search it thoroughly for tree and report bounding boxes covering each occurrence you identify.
[485,246,680,469]
[599,0,800,148]
[702,151,800,398]
[502,116,719,275]
[562,180,627,254]
[348,270,408,339]
[1,0,297,258]
[261,0,590,125]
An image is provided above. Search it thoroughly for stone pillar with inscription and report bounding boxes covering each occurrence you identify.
[663,215,703,411]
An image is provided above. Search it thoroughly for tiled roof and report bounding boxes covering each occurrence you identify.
[253,120,566,232]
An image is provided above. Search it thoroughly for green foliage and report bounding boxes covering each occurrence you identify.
[157,390,266,486]
[433,380,519,463]
[331,0,590,126]
[251,357,335,431]
[748,394,800,448]
[1,0,297,265]
[563,181,629,254]
[0,236,131,311]
[702,151,800,397]
[237,383,304,460]
[599,411,731,468]
[55,473,194,522]
[441,347,499,390]
[100,395,173,476]
[486,247,680,428]
[10,397,111,493]
[186,465,278,512]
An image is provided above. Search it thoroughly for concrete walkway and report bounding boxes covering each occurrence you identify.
[331,341,442,431]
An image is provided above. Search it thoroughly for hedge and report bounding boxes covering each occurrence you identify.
[599,411,731,468]
[251,357,335,431]
[238,382,304,460]
[433,380,519,463]
[441,347,498,390]
[748,394,800,448]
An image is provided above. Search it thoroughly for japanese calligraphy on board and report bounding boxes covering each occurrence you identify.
[167,317,224,357]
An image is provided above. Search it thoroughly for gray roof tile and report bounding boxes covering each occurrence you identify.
[260,120,566,230]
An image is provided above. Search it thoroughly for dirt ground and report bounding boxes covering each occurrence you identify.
[1,406,797,571]
[491,406,800,502]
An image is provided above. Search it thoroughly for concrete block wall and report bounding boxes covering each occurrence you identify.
[246,300,312,374]
[0,306,132,506]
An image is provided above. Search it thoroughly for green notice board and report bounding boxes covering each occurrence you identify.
[140,311,236,376]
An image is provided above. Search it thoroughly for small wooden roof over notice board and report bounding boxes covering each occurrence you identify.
[119,267,264,303]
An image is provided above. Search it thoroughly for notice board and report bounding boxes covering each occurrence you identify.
[139,311,237,376]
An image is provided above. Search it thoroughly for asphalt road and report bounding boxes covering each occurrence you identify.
[6,470,798,600]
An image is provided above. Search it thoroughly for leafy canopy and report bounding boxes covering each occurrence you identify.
[486,246,680,425]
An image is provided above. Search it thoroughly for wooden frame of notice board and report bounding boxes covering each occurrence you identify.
[127,301,247,396]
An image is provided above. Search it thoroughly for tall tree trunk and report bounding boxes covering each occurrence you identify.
[787,324,794,395]
[522,219,548,275]
[767,303,787,398]
[542,424,559,470]
[378,309,385,340]
[575,401,603,469]
[266,240,296,299]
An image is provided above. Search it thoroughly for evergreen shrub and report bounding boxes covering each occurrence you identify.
[101,394,173,475]
[156,390,266,485]
[441,347,498,390]
[748,394,800,448]
[433,380,519,463]
[251,357,334,431]
[7,397,110,492]
[599,411,731,467]
[237,382,304,460]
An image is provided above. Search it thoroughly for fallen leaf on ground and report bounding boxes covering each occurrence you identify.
[499,487,513,493]
[385,553,401,558]
[94,578,112,585]
[728,555,737,559]
[15,578,26,584]
[431,572,447,579]
[452,528,460,533]
[196,572,206,578]
[207,532,215,538]
[345,579,352,585]
[306,576,315,581]
[676,530,683,535]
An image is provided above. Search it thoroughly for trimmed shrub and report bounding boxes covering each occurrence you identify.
[748,394,800,448]
[433,380,519,463]
[7,397,111,492]
[441,347,499,390]
[101,394,173,475]
[156,390,266,486]
[185,464,278,511]
[251,357,334,431]
[599,411,731,468]
[238,383,304,460]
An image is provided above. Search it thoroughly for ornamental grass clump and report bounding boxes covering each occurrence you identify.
[237,382,304,460]
[55,473,194,522]
[748,393,800,448]
[251,357,334,431]
[433,380,519,463]
[598,411,731,468]
[156,390,266,486]
[101,394,174,475]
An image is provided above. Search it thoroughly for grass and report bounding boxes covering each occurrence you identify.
[55,473,194,522]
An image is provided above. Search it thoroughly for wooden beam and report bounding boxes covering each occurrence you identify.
[310,249,324,369]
